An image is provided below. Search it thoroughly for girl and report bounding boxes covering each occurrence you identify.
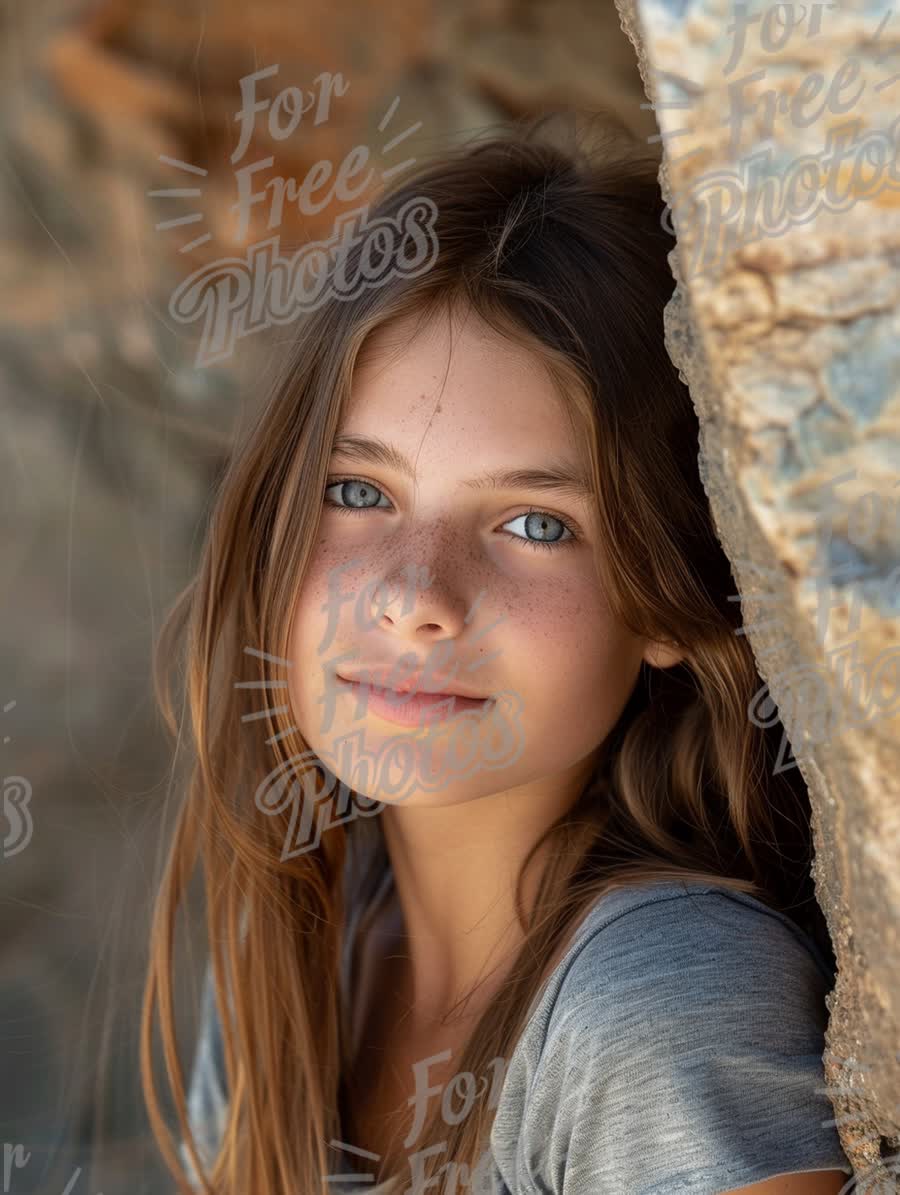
[141,117,854,1194]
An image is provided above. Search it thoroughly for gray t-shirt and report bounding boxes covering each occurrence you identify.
[181,867,851,1193]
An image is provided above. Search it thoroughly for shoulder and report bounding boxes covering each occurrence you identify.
[509,880,850,1194]
[551,879,835,1035]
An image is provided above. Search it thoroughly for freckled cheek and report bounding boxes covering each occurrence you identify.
[498,607,582,702]
[510,581,597,647]
[517,597,634,697]
[292,548,375,637]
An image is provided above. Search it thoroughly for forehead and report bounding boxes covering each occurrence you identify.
[345,307,578,457]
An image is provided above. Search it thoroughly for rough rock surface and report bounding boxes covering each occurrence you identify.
[615,0,900,1184]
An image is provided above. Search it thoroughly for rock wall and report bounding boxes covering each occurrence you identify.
[615,0,900,1184]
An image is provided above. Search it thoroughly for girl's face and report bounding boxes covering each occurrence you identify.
[287,305,673,815]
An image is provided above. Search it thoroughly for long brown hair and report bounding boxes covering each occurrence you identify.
[141,114,830,1194]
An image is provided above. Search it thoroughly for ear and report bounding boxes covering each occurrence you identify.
[642,639,687,670]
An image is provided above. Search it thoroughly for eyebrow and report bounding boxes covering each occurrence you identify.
[330,434,595,504]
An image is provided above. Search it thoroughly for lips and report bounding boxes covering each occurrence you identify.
[336,671,493,728]
[336,665,488,702]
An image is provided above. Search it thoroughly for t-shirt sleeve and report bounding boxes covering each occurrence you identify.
[179,966,230,1189]
[525,889,852,1195]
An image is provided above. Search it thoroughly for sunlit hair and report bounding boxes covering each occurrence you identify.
[141,113,831,1194]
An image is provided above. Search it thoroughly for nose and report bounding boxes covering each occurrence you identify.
[366,559,477,643]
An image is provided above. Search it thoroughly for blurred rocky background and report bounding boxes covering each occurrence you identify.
[0,1,656,1191]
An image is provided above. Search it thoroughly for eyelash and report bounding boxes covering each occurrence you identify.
[323,475,580,553]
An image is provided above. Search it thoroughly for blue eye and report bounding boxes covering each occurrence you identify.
[323,476,580,553]
[323,478,391,511]
[500,510,577,552]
